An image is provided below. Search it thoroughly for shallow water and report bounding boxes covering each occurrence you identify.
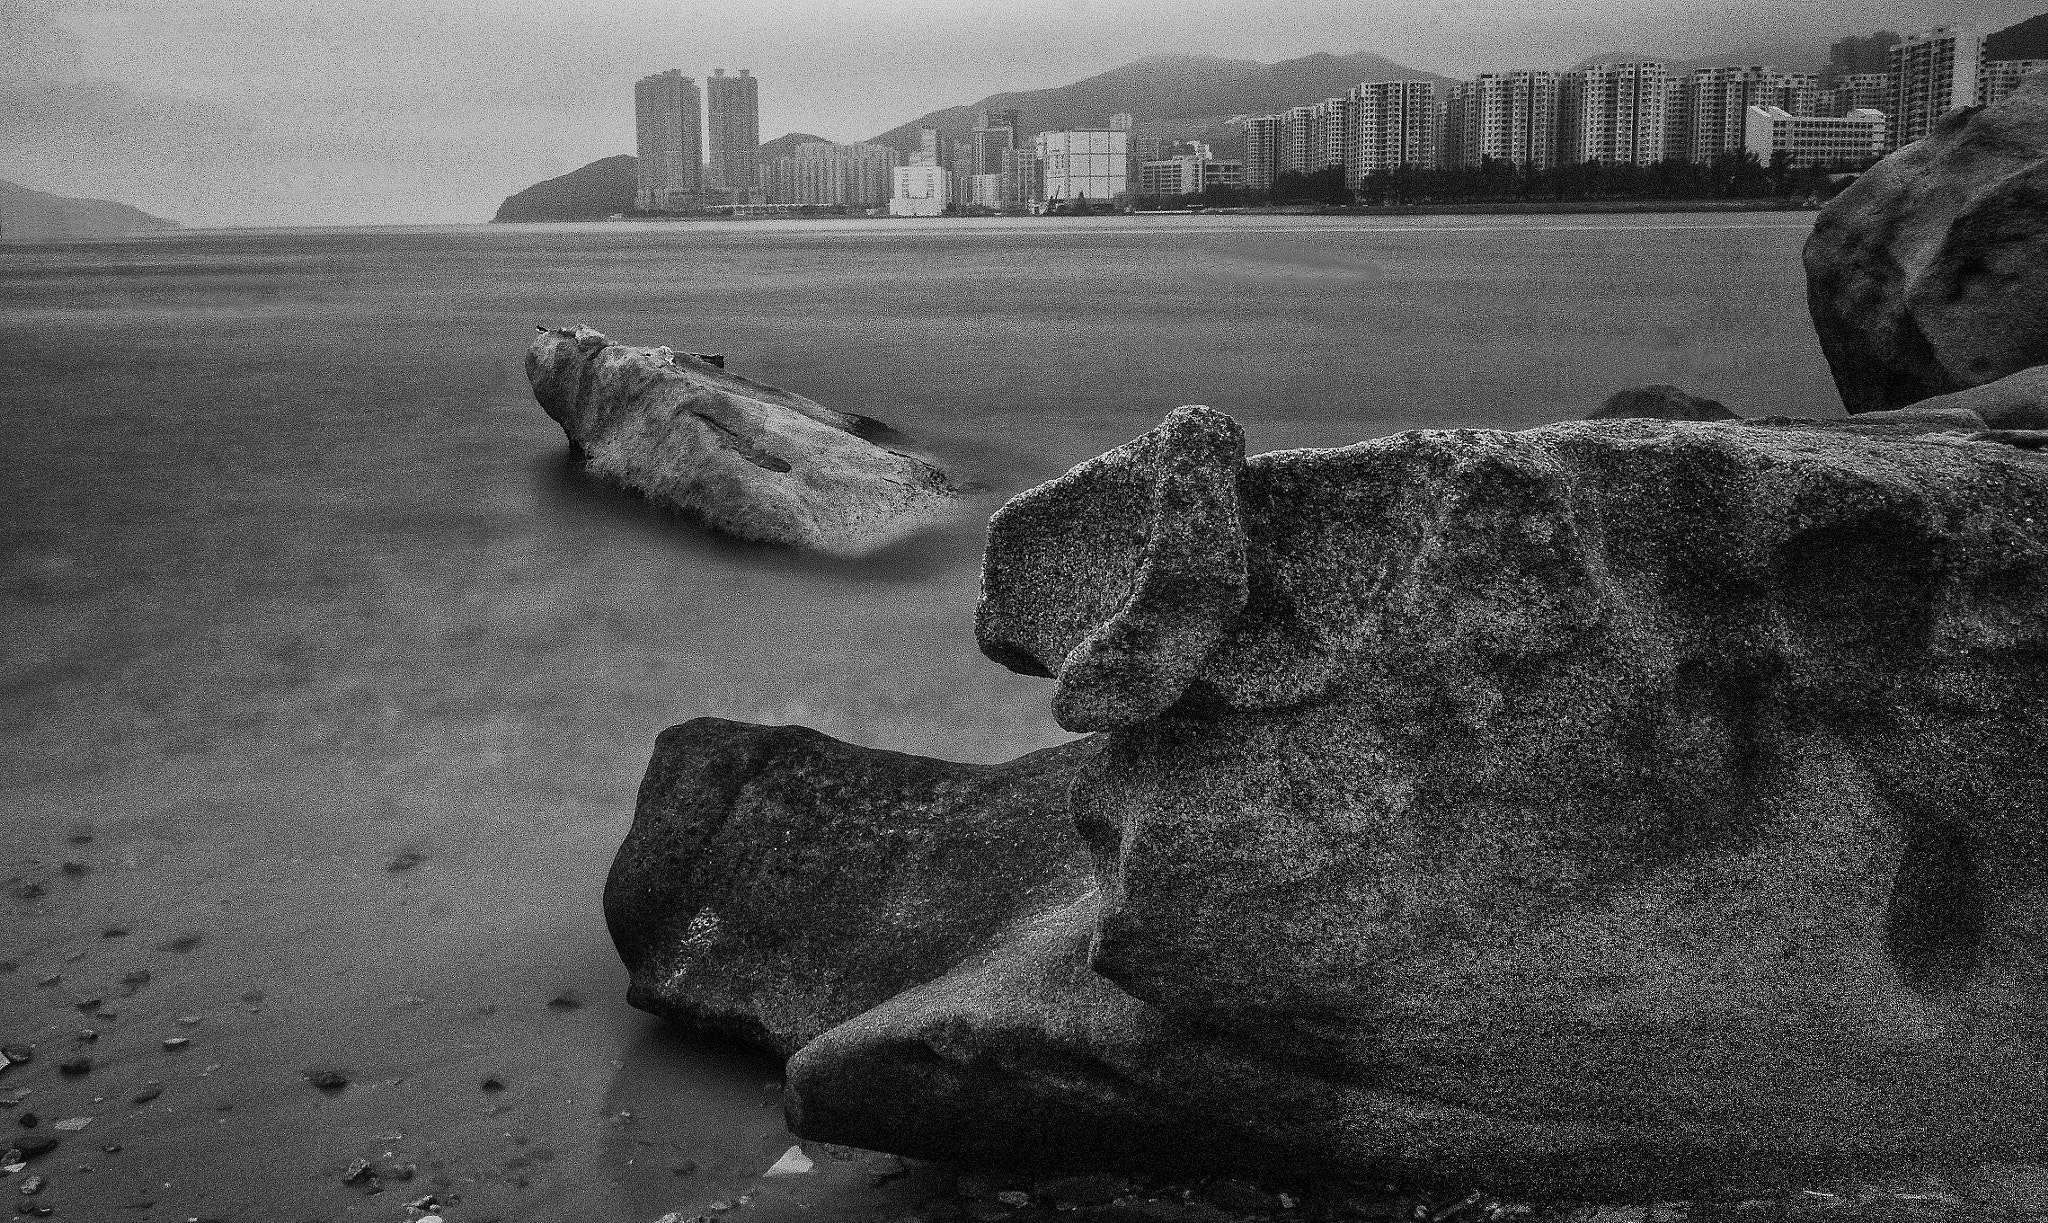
[0,213,1835,1220]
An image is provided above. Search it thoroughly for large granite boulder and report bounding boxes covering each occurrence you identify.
[1586,384,1738,421]
[604,718,1099,1054]
[526,326,958,556]
[615,408,2048,1197]
[1806,75,2048,413]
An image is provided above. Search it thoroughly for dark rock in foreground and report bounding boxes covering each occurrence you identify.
[1805,74,2048,412]
[1587,384,1738,421]
[615,408,2048,1197]
[527,326,959,556]
[605,719,1098,1054]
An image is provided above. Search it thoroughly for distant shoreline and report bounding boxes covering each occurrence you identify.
[492,199,1819,224]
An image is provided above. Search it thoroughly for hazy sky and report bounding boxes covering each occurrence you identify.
[3,0,2039,227]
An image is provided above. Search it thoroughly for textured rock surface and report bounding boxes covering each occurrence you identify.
[1586,385,1738,421]
[1806,75,2048,412]
[605,718,1098,1054]
[1910,364,2048,430]
[526,326,958,556]
[616,409,2048,1196]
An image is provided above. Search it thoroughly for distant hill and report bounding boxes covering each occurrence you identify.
[0,180,177,243]
[759,132,831,159]
[1989,12,2048,60]
[493,154,637,222]
[864,51,1454,158]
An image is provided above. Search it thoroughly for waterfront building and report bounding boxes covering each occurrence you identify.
[1833,72,1894,114]
[1743,105,1887,167]
[704,68,760,203]
[910,126,952,168]
[1244,114,1281,192]
[1981,59,2048,106]
[1440,82,1476,169]
[1279,105,1319,175]
[972,108,1021,176]
[1563,62,1671,165]
[1682,67,1820,163]
[1036,127,1130,202]
[966,173,1006,208]
[759,142,901,207]
[1346,80,1439,181]
[1445,71,1563,170]
[999,145,1041,206]
[634,69,702,211]
[1890,26,1985,147]
[889,163,951,215]
[1314,97,1350,171]
[1137,155,1244,197]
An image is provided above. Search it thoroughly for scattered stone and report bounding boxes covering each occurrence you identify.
[480,1077,505,1093]
[73,1031,95,1045]
[157,933,203,953]
[70,999,98,1012]
[994,1190,1031,1208]
[526,324,961,557]
[672,1159,698,1176]
[1203,1181,1279,1215]
[34,976,57,989]
[0,1048,25,1068]
[60,862,86,877]
[160,1037,188,1051]
[19,1174,45,1194]
[129,1084,161,1105]
[100,925,127,938]
[239,989,264,1006]
[545,991,582,1011]
[15,1135,56,1160]
[1,1090,29,1109]
[119,969,149,994]
[387,849,426,873]
[405,1193,442,1211]
[11,881,44,901]
[92,1008,115,1021]
[173,1016,200,1028]
[342,1158,375,1183]
[17,1113,35,1128]
[56,1058,90,1077]
[304,1065,349,1093]
[1587,384,1738,422]
[98,1144,120,1154]
[763,1145,814,1177]
[50,1118,89,1133]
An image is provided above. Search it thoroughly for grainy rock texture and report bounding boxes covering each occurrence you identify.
[616,409,2048,1197]
[1911,364,2048,430]
[1805,75,2048,412]
[604,718,1098,1054]
[526,326,957,556]
[1586,385,1738,421]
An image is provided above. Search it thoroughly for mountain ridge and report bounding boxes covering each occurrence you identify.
[0,180,178,243]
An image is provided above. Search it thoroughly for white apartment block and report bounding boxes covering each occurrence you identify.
[888,164,951,216]
[1244,115,1281,192]
[1981,59,2048,107]
[1347,80,1439,181]
[1890,26,1985,147]
[1565,63,1672,166]
[759,142,901,207]
[1684,67,1820,163]
[1138,156,1245,196]
[634,70,702,211]
[1036,128,1130,202]
[1454,71,1563,170]
[1744,106,1887,167]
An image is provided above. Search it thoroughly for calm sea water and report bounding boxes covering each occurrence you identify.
[0,213,1836,1218]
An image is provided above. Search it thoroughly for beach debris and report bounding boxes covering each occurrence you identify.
[157,932,204,953]
[388,848,426,872]
[547,989,583,1011]
[130,1083,162,1104]
[406,1192,442,1212]
[34,975,58,989]
[120,968,151,993]
[996,1190,1032,1208]
[342,1157,375,1184]
[70,998,98,1012]
[304,1065,350,1093]
[161,1036,189,1051]
[60,861,87,876]
[18,1112,37,1128]
[480,1076,505,1093]
[100,924,127,938]
[0,1048,25,1070]
[0,1091,25,1110]
[14,1135,56,1160]
[73,1030,96,1044]
[99,1143,120,1153]
[672,1159,698,1176]
[19,1173,45,1194]
[12,881,44,901]
[56,1058,90,1077]
[50,1118,90,1132]
[763,1145,813,1177]
[174,1016,201,1027]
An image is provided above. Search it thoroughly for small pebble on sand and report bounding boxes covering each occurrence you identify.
[161,1037,190,1051]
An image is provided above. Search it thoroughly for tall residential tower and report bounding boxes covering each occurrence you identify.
[635,70,703,211]
[1890,26,1985,147]
[705,68,761,203]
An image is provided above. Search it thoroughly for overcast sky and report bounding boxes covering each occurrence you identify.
[3,0,2039,227]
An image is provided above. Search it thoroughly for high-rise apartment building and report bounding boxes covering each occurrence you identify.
[1833,72,1894,115]
[972,108,1021,175]
[1036,128,1130,202]
[703,68,760,203]
[758,142,902,207]
[1346,80,1439,181]
[1981,59,2048,107]
[1244,114,1281,192]
[999,145,1041,206]
[1279,105,1319,175]
[1890,26,1985,147]
[910,126,952,168]
[1448,71,1563,169]
[1564,63,1672,165]
[1683,67,1818,163]
[635,69,703,211]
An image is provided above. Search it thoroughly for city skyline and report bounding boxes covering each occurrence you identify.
[6,0,2045,227]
